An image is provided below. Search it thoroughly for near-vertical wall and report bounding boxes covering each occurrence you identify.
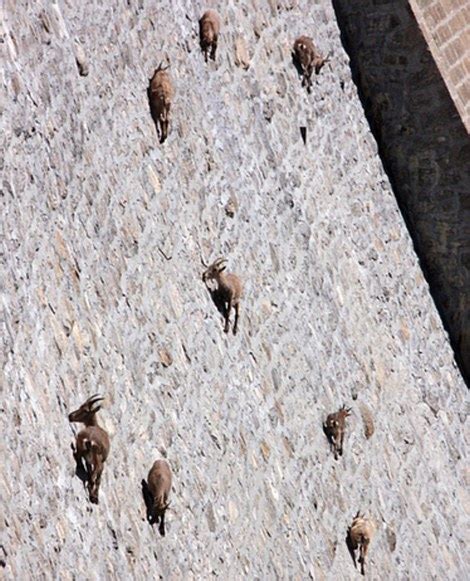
[333,0,470,385]
[1,1,468,578]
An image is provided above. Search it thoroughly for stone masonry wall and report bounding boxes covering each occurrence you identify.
[1,0,468,579]
[410,0,470,131]
[333,0,470,386]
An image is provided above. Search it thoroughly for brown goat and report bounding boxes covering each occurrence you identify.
[323,404,351,460]
[202,257,243,335]
[199,10,220,63]
[292,35,329,92]
[148,63,174,143]
[348,512,375,576]
[145,460,172,536]
[69,395,110,504]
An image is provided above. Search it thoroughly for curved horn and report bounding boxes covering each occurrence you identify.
[87,394,104,405]
[88,395,105,411]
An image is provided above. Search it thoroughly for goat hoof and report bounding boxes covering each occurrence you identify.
[90,496,99,505]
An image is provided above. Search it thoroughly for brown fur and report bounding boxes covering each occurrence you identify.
[148,64,174,143]
[324,404,351,460]
[199,10,220,63]
[202,257,243,335]
[293,35,328,92]
[147,460,172,536]
[69,395,110,504]
[348,512,375,576]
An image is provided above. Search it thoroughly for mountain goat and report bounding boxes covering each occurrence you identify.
[348,512,375,576]
[143,460,172,536]
[199,10,220,63]
[202,257,243,335]
[148,63,174,143]
[323,404,351,460]
[68,395,110,504]
[293,35,329,92]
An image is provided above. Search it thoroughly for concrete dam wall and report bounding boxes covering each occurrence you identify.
[333,0,470,386]
[1,0,468,579]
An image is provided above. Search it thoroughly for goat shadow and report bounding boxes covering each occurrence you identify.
[141,479,165,537]
[291,53,312,93]
[345,530,358,572]
[146,86,165,144]
[322,423,339,458]
[206,286,228,323]
[71,444,89,486]
[291,52,303,78]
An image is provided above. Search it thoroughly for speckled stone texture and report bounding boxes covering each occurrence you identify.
[1,1,468,579]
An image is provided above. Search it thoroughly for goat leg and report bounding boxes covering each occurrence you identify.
[89,454,103,504]
[233,303,239,335]
[159,511,166,537]
[359,541,368,575]
[339,431,344,456]
[210,39,217,61]
[224,299,232,333]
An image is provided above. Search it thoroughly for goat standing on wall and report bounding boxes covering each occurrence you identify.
[323,404,351,459]
[199,10,220,63]
[142,460,173,537]
[347,511,375,576]
[292,36,329,93]
[148,63,174,143]
[68,395,110,504]
[202,257,242,335]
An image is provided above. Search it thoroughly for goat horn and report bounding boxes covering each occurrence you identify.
[213,257,227,266]
[87,394,104,406]
[84,394,99,403]
[88,393,103,401]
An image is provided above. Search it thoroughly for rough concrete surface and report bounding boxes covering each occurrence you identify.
[0,0,468,579]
